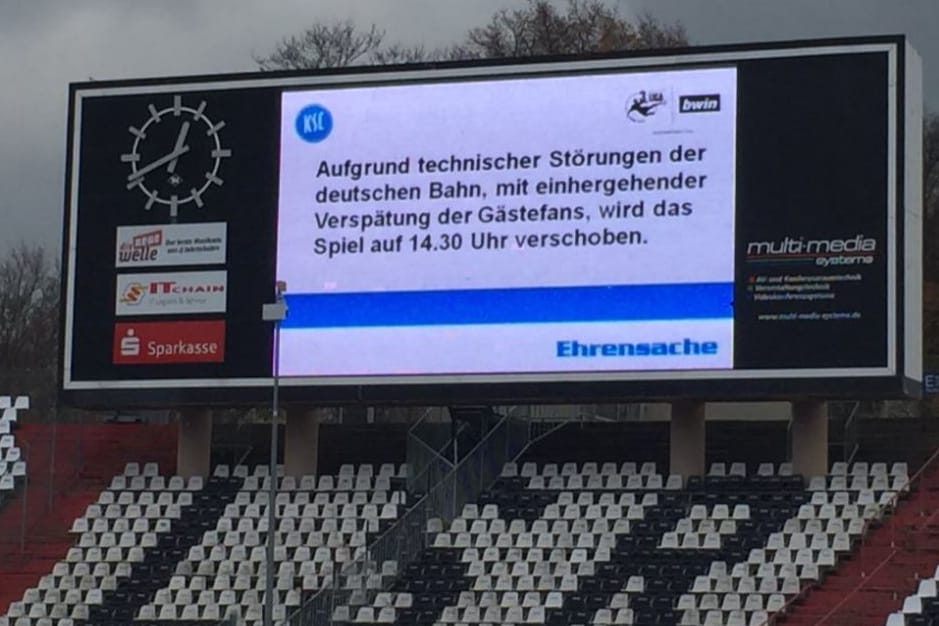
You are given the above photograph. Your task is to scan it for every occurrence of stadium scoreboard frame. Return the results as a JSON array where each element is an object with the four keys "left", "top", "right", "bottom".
[{"left": 60, "top": 36, "right": 923, "bottom": 407}]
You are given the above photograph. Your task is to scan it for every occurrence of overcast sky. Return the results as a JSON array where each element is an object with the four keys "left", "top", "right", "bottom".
[{"left": 0, "top": 0, "right": 936, "bottom": 255}]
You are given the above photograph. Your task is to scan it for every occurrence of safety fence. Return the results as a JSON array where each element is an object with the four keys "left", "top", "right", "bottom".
[{"left": 281, "top": 414, "right": 550, "bottom": 626}]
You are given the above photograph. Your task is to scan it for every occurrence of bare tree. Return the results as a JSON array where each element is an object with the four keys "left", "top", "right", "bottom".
[
  {"left": 254, "top": 20, "right": 385, "bottom": 71},
  {"left": 370, "top": 43, "right": 434, "bottom": 66},
  {"left": 921, "top": 113, "right": 939, "bottom": 363},
  {"left": 922, "top": 112, "right": 938, "bottom": 285},
  {"left": 254, "top": 2, "right": 687, "bottom": 71},
  {"left": 925, "top": 112, "right": 938, "bottom": 223},
  {"left": 457, "top": 2, "right": 686, "bottom": 59},
  {"left": 0, "top": 242, "right": 60, "bottom": 418}
]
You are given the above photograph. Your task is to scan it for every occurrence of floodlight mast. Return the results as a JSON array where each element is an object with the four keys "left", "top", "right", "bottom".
[{"left": 262, "top": 281, "right": 288, "bottom": 626}]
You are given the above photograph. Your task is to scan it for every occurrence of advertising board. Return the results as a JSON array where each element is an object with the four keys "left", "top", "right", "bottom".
[
  {"left": 60, "top": 36, "right": 923, "bottom": 407},
  {"left": 112, "top": 321, "right": 226, "bottom": 365},
  {"left": 115, "top": 222, "right": 226, "bottom": 268},
  {"left": 114, "top": 270, "right": 227, "bottom": 316}
]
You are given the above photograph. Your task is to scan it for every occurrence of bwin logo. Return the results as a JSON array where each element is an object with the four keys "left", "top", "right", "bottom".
[
  {"left": 679, "top": 94, "right": 721, "bottom": 113},
  {"left": 295, "top": 104, "right": 333, "bottom": 143}
]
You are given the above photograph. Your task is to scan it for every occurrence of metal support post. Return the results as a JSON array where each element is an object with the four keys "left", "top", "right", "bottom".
[{"left": 262, "top": 281, "right": 288, "bottom": 626}]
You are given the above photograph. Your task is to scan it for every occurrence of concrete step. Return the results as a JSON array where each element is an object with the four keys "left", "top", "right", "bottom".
[{"left": 782, "top": 454, "right": 939, "bottom": 626}]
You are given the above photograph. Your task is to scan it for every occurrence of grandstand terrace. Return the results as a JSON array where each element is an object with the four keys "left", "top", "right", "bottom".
[{"left": 0, "top": 402, "right": 938, "bottom": 626}]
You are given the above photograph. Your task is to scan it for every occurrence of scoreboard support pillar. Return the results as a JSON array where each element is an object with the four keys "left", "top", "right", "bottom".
[
  {"left": 285, "top": 406, "right": 320, "bottom": 477},
  {"left": 177, "top": 408, "right": 212, "bottom": 479},
  {"left": 670, "top": 401, "right": 706, "bottom": 481},
  {"left": 790, "top": 401, "right": 829, "bottom": 479}
]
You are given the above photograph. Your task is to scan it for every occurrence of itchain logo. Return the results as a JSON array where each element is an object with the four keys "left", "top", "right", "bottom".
[
  {"left": 115, "top": 271, "right": 227, "bottom": 316},
  {"left": 746, "top": 234, "right": 877, "bottom": 267},
  {"left": 119, "top": 283, "right": 147, "bottom": 305}
]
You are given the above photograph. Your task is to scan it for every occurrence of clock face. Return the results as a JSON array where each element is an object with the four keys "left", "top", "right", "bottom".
[{"left": 121, "top": 94, "right": 232, "bottom": 219}]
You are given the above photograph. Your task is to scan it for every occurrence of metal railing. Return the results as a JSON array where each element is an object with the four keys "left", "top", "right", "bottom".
[
  {"left": 842, "top": 402, "right": 861, "bottom": 466},
  {"left": 282, "top": 414, "right": 558, "bottom": 626},
  {"left": 404, "top": 407, "right": 453, "bottom": 496},
  {"left": 18, "top": 439, "right": 30, "bottom": 552}
]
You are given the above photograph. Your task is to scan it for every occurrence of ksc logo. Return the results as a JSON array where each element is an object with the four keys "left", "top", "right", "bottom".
[
  {"left": 626, "top": 90, "right": 666, "bottom": 122},
  {"left": 679, "top": 94, "right": 721, "bottom": 113},
  {"left": 295, "top": 104, "right": 333, "bottom": 143}
]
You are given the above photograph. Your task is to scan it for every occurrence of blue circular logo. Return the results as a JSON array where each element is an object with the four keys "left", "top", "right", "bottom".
[{"left": 295, "top": 104, "right": 333, "bottom": 143}]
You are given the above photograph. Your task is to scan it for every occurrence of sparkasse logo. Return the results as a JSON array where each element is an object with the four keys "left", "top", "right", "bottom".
[
  {"left": 679, "top": 94, "right": 721, "bottom": 113},
  {"left": 115, "top": 271, "right": 227, "bottom": 316},
  {"left": 113, "top": 321, "right": 225, "bottom": 365}
]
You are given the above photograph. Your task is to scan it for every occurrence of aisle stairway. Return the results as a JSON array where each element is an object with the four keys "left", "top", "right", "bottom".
[
  {"left": 780, "top": 459, "right": 939, "bottom": 626},
  {"left": 0, "top": 423, "right": 176, "bottom": 615}
]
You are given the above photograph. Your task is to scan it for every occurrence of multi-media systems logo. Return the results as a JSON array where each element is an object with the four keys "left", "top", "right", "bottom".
[
  {"left": 114, "top": 271, "right": 227, "bottom": 316},
  {"left": 113, "top": 321, "right": 225, "bottom": 365},
  {"left": 115, "top": 223, "right": 227, "bottom": 268},
  {"left": 745, "top": 234, "right": 877, "bottom": 267}
]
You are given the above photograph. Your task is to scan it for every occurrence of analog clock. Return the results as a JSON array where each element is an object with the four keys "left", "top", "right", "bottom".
[{"left": 121, "top": 94, "right": 232, "bottom": 219}]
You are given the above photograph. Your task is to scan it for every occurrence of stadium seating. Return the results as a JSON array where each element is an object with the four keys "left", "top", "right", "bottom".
[
  {"left": 138, "top": 462, "right": 407, "bottom": 624},
  {"left": 0, "top": 396, "right": 28, "bottom": 508},
  {"left": 0, "top": 461, "right": 407, "bottom": 626},
  {"left": 339, "top": 459, "right": 904, "bottom": 626},
  {"left": 885, "top": 551, "right": 939, "bottom": 626},
  {"left": 0, "top": 432, "right": 913, "bottom": 626}
]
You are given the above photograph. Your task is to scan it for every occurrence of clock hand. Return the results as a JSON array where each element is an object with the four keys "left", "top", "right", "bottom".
[
  {"left": 166, "top": 121, "right": 191, "bottom": 174},
  {"left": 127, "top": 145, "right": 191, "bottom": 184}
]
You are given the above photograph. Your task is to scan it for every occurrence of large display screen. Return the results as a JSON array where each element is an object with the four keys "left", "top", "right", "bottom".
[
  {"left": 276, "top": 68, "right": 738, "bottom": 377},
  {"left": 60, "top": 37, "right": 922, "bottom": 407}
]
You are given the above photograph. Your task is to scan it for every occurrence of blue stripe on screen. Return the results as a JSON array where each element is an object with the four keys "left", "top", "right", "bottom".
[{"left": 279, "top": 282, "right": 734, "bottom": 329}]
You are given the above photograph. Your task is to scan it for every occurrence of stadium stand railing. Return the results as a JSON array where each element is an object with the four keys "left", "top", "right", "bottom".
[
  {"left": 405, "top": 406, "right": 529, "bottom": 499},
  {"left": 405, "top": 408, "right": 457, "bottom": 500},
  {"left": 285, "top": 414, "right": 556, "bottom": 626}
]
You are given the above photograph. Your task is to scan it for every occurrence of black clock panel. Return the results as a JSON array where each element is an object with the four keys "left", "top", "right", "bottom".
[{"left": 70, "top": 88, "right": 282, "bottom": 382}]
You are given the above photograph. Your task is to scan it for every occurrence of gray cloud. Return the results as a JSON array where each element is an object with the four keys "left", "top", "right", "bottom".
[
  {"left": 630, "top": 0, "right": 938, "bottom": 106},
  {"left": 0, "top": 0, "right": 935, "bottom": 254}
]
